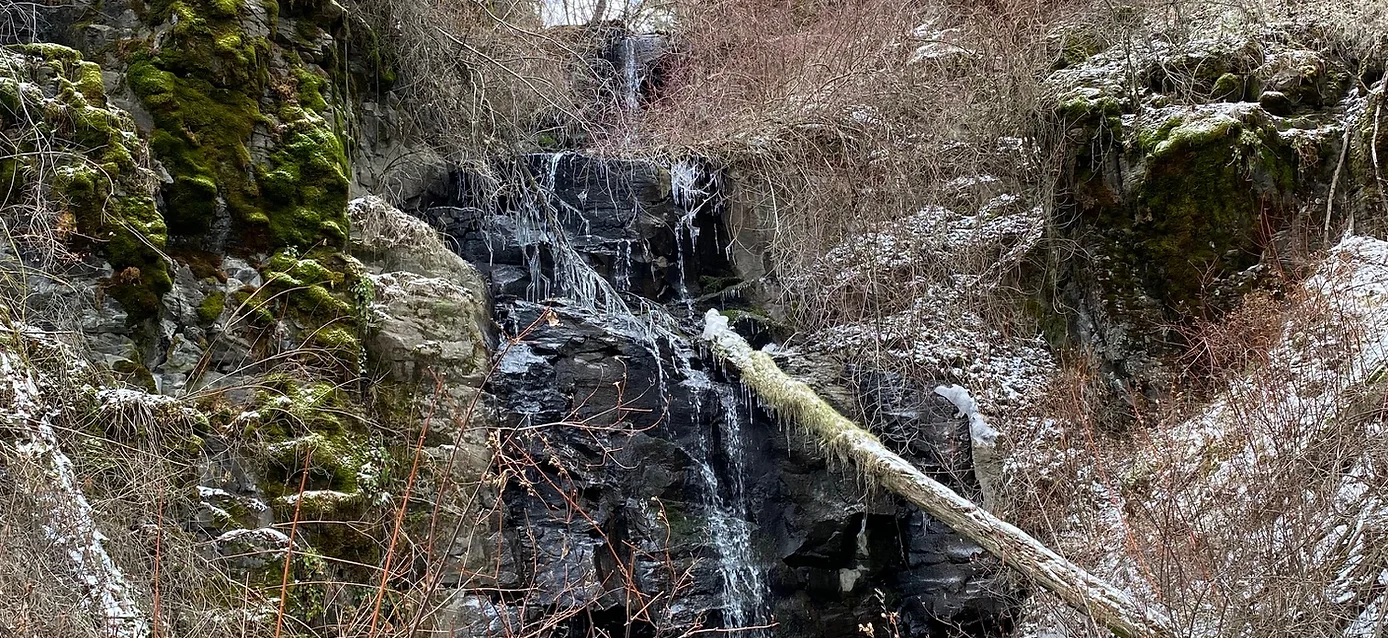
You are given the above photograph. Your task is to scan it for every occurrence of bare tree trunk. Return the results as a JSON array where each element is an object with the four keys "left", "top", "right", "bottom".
[
  {"left": 589, "top": 0, "right": 608, "bottom": 27},
  {"left": 701, "top": 311, "right": 1176, "bottom": 638}
]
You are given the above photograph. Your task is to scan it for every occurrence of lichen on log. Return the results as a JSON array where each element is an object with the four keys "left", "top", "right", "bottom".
[{"left": 701, "top": 309, "right": 1176, "bottom": 638}]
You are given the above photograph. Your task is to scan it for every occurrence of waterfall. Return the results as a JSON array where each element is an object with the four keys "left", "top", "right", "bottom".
[
  {"left": 681, "top": 371, "right": 771, "bottom": 634},
  {"left": 476, "top": 151, "right": 771, "bottom": 633}
]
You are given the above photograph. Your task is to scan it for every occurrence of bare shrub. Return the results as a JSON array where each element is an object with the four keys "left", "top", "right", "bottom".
[
  {"left": 635, "top": 0, "right": 1072, "bottom": 333},
  {"left": 1006, "top": 237, "right": 1388, "bottom": 637},
  {"left": 343, "top": 0, "right": 610, "bottom": 161}
]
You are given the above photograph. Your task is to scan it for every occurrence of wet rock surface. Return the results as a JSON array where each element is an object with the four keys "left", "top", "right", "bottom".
[{"left": 421, "top": 153, "right": 1015, "bottom": 638}]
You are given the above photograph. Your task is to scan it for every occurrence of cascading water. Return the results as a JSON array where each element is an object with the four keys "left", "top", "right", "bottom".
[
  {"left": 421, "top": 21, "right": 1021, "bottom": 637},
  {"left": 669, "top": 159, "right": 710, "bottom": 316},
  {"left": 473, "top": 151, "right": 771, "bottom": 633},
  {"left": 697, "top": 379, "right": 771, "bottom": 633}
]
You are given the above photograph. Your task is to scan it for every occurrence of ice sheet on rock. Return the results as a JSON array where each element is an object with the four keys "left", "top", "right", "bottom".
[{"left": 934, "top": 384, "right": 999, "bottom": 446}]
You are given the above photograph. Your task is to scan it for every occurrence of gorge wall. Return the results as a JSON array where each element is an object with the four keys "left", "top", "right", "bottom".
[
  {"left": 0, "top": 3, "right": 1012, "bottom": 637},
  {"left": 2, "top": 2, "right": 1386, "bottom": 638}
]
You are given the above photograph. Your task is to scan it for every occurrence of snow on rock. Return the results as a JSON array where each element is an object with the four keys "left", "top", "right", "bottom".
[
  {"left": 213, "top": 528, "right": 296, "bottom": 570},
  {"left": 908, "top": 21, "right": 975, "bottom": 63},
  {"left": 936, "top": 384, "right": 1006, "bottom": 508},
  {"left": 2, "top": 349, "right": 149, "bottom": 638}
]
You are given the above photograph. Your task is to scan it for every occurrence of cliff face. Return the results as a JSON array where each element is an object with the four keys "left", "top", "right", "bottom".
[
  {"left": 0, "top": 4, "right": 1011, "bottom": 637},
  {"left": 415, "top": 153, "right": 1016, "bottom": 638},
  {"left": 0, "top": 3, "right": 494, "bottom": 634}
]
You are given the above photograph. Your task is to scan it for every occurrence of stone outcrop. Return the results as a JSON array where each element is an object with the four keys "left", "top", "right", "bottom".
[
  {"left": 420, "top": 151, "right": 1015, "bottom": 638},
  {"left": 1047, "top": 29, "right": 1386, "bottom": 396},
  {"left": 0, "top": 5, "right": 496, "bottom": 633}
]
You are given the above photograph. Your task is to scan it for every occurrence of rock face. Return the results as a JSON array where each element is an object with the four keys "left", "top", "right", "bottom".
[
  {"left": 1046, "top": 30, "right": 1385, "bottom": 397},
  {"left": 419, "top": 153, "right": 1015, "bottom": 638},
  {"left": 0, "top": 4, "right": 500, "bottom": 633},
  {"left": 2, "top": 4, "right": 1011, "bottom": 637}
]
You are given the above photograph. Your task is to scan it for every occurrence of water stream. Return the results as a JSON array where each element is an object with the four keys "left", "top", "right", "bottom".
[{"left": 487, "top": 152, "right": 771, "bottom": 632}]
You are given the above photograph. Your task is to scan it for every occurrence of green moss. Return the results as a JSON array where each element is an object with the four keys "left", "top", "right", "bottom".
[
  {"left": 198, "top": 290, "right": 227, "bottom": 323},
  {"left": 230, "top": 287, "right": 278, "bottom": 325},
  {"left": 253, "top": 248, "right": 366, "bottom": 371},
  {"left": 112, "top": 358, "right": 159, "bottom": 392},
  {"left": 292, "top": 66, "right": 328, "bottom": 112},
  {"left": 153, "top": 0, "right": 266, "bottom": 87},
  {"left": 0, "top": 157, "right": 18, "bottom": 193},
  {"left": 269, "top": 250, "right": 338, "bottom": 284},
  {"left": 264, "top": 432, "right": 371, "bottom": 496},
  {"left": 128, "top": 59, "right": 260, "bottom": 237},
  {"left": 1057, "top": 91, "right": 1124, "bottom": 140},
  {"left": 313, "top": 324, "right": 359, "bottom": 350},
  {"left": 0, "top": 47, "right": 176, "bottom": 324},
  {"left": 259, "top": 108, "right": 350, "bottom": 248},
  {"left": 1104, "top": 109, "right": 1293, "bottom": 312},
  {"left": 73, "top": 61, "right": 106, "bottom": 104},
  {"left": 261, "top": 253, "right": 354, "bottom": 317},
  {"left": 8, "top": 42, "right": 83, "bottom": 63},
  {"left": 128, "top": 0, "right": 351, "bottom": 254},
  {"left": 1152, "top": 38, "right": 1263, "bottom": 99},
  {"left": 1211, "top": 73, "right": 1246, "bottom": 102},
  {"left": 0, "top": 79, "right": 22, "bottom": 117},
  {"left": 250, "top": 379, "right": 392, "bottom": 561}
]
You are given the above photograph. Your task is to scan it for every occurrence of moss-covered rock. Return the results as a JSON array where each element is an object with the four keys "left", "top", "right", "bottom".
[
  {"left": 127, "top": 57, "right": 260, "bottom": 236},
  {"left": 1254, "top": 49, "right": 1349, "bottom": 112},
  {"left": 1348, "top": 90, "right": 1388, "bottom": 238},
  {"left": 1111, "top": 105, "right": 1295, "bottom": 310},
  {"left": 248, "top": 377, "right": 393, "bottom": 561},
  {"left": 255, "top": 247, "right": 367, "bottom": 364},
  {"left": 0, "top": 45, "right": 171, "bottom": 323},
  {"left": 126, "top": 0, "right": 351, "bottom": 253},
  {"left": 1043, "top": 34, "right": 1345, "bottom": 395},
  {"left": 258, "top": 106, "right": 351, "bottom": 248},
  {"left": 197, "top": 289, "right": 228, "bottom": 323}
]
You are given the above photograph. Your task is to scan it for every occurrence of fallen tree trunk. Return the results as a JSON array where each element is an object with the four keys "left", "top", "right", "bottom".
[{"left": 701, "top": 310, "right": 1175, "bottom": 638}]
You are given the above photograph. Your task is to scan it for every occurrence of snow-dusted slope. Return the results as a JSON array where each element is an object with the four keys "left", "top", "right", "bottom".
[
  {"left": 2, "top": 347, "right": 149, "bottom": 638},
  {"left": 1011, "top": 235, "right": 1388, "bottom": 637}
]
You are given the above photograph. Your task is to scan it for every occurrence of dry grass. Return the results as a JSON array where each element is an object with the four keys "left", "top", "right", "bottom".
[{"left": 1005, "top": 236, "right": 1388, "bottom": 637}]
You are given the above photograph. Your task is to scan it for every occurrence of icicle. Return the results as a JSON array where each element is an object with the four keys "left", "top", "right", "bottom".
[{"left": 670, "top": 159, "right": 711, "bottom": 316}]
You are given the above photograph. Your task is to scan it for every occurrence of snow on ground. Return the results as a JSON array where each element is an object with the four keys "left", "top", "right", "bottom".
[
  {"left": 798, "top": 192, "right": 1054, "bottom": 413},
  {"left": 1009, "top": 235, "right": 1388, "bottom": 637},
  {"left": 1, "top": 346, "right": 149, "bottom": 638}
]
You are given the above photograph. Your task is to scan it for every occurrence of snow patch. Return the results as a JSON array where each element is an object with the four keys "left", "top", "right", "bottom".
[{"left": 934, "top": 384, "right": 999, "bottom": 446}]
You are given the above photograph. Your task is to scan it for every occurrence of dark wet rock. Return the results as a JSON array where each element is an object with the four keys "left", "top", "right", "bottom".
[{"left": 422, "top": 150, "right": 1014, "bottom": 638}]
